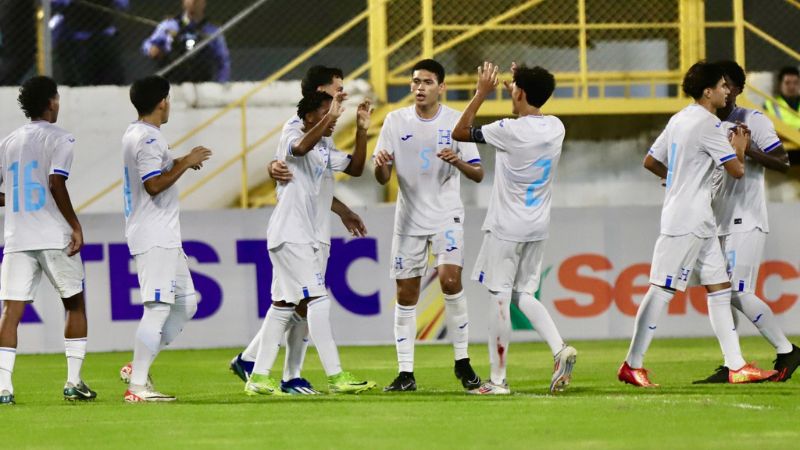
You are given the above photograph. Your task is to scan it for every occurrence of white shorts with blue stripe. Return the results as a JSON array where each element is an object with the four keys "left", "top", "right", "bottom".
[
  {"left": 649, "top": 233, "right": 728, "bottom": 292},
  {"left": 470, "top": 231, "right": 546, "bottom": 295},
  {"left": 269, "top": 242, "right": 326, "bottom": 304},
  {"left": 719, "top": 229, "right": 766, "bottom": 294},
  {"left": 134, "top": 247, "right": 195, "bottom": 304}
]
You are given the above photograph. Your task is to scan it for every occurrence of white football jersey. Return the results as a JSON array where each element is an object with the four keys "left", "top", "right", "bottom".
[
  {"left": 375, "top": 105, "right": 481, "bottom": 235},
  {"left": 712, "top": 106, "right": 780, "bottom": 235},
  {"left": 649, "top": 104, "right": 738, "bottom": 238},
  {"left": 267, "top": 126, "right": 346, "bottom": 249},
  {"left": 0, "top": 122, "right": 75, "bottom": 253},
  {"left": 122, "top": 121, "right": 182, "bottom": 255},
  {"left": 480, "top": 115, "right": 565, "bottom": 242},
  {"left": 276, "top": 114, "right": 351, "bottom": 245}
]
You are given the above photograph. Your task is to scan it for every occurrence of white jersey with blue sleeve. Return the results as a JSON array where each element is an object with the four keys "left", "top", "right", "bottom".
[
  {"left": 267, "top": 127, "right": 333, "bottom": 249},
  {"left": 480, "top": 115, "right": 565, "bottom": 242},
  {"left": 0, "top": 122, "right": 75, "bottom": 253},
  {"left": 712, "top": 106, "right": 780, "bottom": 235},
  {"left": 122, "top": 121, "right": 182, "bottom": 255},
  {"left": 374, "top": 105, "right": 480, "bottom": 235},
  {"left": 650, "top": 104, "right": 737, "bottom": 238}
]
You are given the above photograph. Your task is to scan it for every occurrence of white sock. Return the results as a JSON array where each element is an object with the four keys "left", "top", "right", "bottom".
[
  {"left": 64, "top": 338, "right": 87, "bottom": 385},
  {"left": 252, "top": 305, "right": 294, "bottom": 376},
  {"left": 160, "top": 295, "right": 198, "bottom": 349},
  {"left": 283, "top": 313, "right": 309, "bottom": 381},
  {"left": 242, "top": 331, "right": 261, "bottom": 362},
  {"left": 394, "top": 304, "right": 416, "bottom": 372},
  {"left": 444, "top": 291, "right": 470, "bottom": 361},
  {"left": 625, "top": 286, "right": 673, "bottom": 368},
  {"left": 514, "top": 292, "right": 564, "bottom": 355},
  {"left": 0, "top": 347, "right": 16, "bottom": 394},
  {"left": 307, "top": 296, "right": 342, "bottom": 377},
  {"left": 731, "top": 292, "right": 793, "bottom": 354},
  {"left": 488, "top": 291, "right": 511, "bottom": 385},
  {"left": 131, "top": 303, "right": 170, "bottom": 387},
  {"left": 707, "top": 288, "right": 746, "bottom": 370}
]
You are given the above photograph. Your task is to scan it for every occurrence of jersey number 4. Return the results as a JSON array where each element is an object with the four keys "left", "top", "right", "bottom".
[
  {"left": 525, "top": 159, "right": 551, "bottom": 207},
  {"left": 8, "top": 160, "right": 46, "bottom": 212}
]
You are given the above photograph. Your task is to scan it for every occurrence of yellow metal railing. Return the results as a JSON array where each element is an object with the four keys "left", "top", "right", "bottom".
[{"left": 77, "top": 0, "right": 800, "bottom": 210}]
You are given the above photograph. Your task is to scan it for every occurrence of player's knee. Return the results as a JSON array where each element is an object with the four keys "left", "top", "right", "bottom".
[
  {"left": 396, "top": 288, "right": 419, "bottom": 306},
  {"left": 61, "top": 292, "right": 85, "bottom": 312},
  {"left": 440, "top": 277, "right": 461, "bottom": 295}
]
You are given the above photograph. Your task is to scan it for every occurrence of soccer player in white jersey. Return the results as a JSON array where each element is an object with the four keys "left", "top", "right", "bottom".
[
  {"left": 0, "top": 76, "right": 95, "bottom": 405},
  {"left": 693, "top": 60, "right": 798, "bottom": 383},
  {"left": 373, "top": 59, "right": 484, "bottom": 392},
  {"left": 618, "top": 61, "right": 777, "bottom": 387},
  {"left": 452, "top": 62, "right": 577, "bottom": 394},
  {"left": 245, "top": 91, "right": 376, "bottom": 396},
  {"left": 229, "top": 66, "right": 367, "bottom": 395},
  {"left": 119, "top": 75, "right": 212, "bottom": 402}
]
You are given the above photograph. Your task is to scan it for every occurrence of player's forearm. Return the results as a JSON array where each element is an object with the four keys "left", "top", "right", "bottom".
[
  {"left": 331, "top": 196, "right": 351, "bottom": 216},
  {"left": 345, "top": 129, "right": 368, "bottom": 176},
  {"left": 374, "top": 165, "right": 392, "bottom": 185},
  {"left": 0, "top": 193, "right": 4, "bottom": 207},
  {"left": 455, "top": 161, "right": 484, "bottom": 183},
  {"left": 144, "top": 158, "right": 191, "bottom": 196},
  {"left": 746, "top": 145, "right": 790, "bottom": 173},
  {"left": 49, "top": 177, "right": 82, "bottom": 232},
  {"left": 643, "top": 155, "right": 668, "bottom": 178},
  {"left": 453, "top": 93, "right": 486, "bottom": 142},
  {"left": 292, "top": 115, "right": 334, "bottom": 156}
]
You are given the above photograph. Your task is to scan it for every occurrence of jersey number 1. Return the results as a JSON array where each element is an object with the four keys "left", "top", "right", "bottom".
[
  {"left": 525, "top": 159, "right": 551, "bottom": 207},
  {"left": 8, "top": 160, "right": 46, "bottom": 213}
]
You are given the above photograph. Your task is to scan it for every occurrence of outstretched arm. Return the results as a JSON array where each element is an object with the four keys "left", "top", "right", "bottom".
[
  {"left": 144, "top": 146, "right": 212, "bottom": 196},
  {"left": 453, "top": 62, "right": 499, "bottom": 142}
]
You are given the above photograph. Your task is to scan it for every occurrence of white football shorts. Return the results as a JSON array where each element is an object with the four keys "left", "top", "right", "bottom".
[
  {"left": 719, "top": 229, "right": 766, "bottom": 294},
  {"left": 134, "top": 247, "right": 195, "bottom": 304},
  {"left": 390, "top": 229, "right": 464, "bottom": 279},
  {"left": 470, "top": 232, "right": 546, "bottom": 295},
  {"left": 649, "top": 233, "right": 729, "bottom": 292},
  {"left": 269, "top": 242, "right": 326, "bottom": 304},
  {"left": 0, "top": 248, "right": 84, "bottom": 301}
]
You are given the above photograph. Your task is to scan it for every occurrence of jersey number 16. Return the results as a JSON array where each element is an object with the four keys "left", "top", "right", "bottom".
[{"left": 8, "top": 160, "right": 46, "bottom": 213}]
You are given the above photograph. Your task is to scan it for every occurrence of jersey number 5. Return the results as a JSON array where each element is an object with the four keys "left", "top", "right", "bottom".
[
  {"left": 525, "top": 159, "right": 551, "bottom": 207},
  {"left": 8, "top": 160, "right": 46, "bottom": 213}
]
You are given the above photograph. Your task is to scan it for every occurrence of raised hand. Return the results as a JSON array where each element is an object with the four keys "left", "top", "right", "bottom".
[
  {"left": 357, "top": 99, "right": 373, "bottom": 130},
  {"left": 328, "top": 91, "right": 348, "bottom": 119},
  {"left": 476, "top": 61, "right": 500, "bottom": 97}
]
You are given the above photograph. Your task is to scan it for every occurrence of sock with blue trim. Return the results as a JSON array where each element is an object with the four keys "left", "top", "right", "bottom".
[
  {"left": 708, "top": 288, "right": 745, "bottom": 370},
  {"left": 625, "top": 286, "right": 673, "bottom": 368},
  {"left": 394, "top": 304, "right": 416, "bottom": 373},
  {"left": 444, "top": 291, "right": 470, "bottom": 361},
  {"left": 732, "top": 291, "right": 792, "bottom": 354}
]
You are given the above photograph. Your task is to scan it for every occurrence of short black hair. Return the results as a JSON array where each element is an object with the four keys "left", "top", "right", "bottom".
[
  {"left": 130, "top": 75, "right": 170, "bottom": 116},
  {"left": 301, "top": 65, "right": 344, "bottom": 97},
  {"left": 411, "top": 59, "right": 445, "bottom": 84},
  {"left": 714, "top": 60, "right": 746, "bottom": 89},
  {"left": 681, "top": 61, "right": 725, "bottom": 100},
  {"left": 18, "top": 76, "right": 58, "bottom": 119},
  {"left": 778, "top": 65, "right": 800, "bottom": 83},
  {"left": 297, "top": 91, "right": 333, "bottom": 120},
  {"left": 514, "top": 65, "right": 555, "bottom": 108}
]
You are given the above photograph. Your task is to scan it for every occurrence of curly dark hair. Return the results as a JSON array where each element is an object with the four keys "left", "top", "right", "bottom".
[
  {"left": 297, "top": 91, "right": 333, "bottom": 120},
  {"left": 18, "top": 76, "right": 58, "bottom": 119},
  {"left": 682, "top": 61, "right": 725, "bottom": 99},
  {"left": 514, "top": 65, "right": 556, "bottom": 108}
]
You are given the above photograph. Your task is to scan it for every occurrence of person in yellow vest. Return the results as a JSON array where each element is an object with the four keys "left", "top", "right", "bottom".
[{"left": 764, "top": 66, "right": 800, "bottom": 129}]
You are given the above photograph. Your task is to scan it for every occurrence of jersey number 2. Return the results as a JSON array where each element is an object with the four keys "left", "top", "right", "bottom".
[
  {"left": 8, "top": 161, "right": 46, "bottom": 213},
  {"left": 525, "top": 159, "right": 551, "bottom": 207}
]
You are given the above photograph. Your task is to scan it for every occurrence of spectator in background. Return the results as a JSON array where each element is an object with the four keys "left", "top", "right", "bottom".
[
  {"left": 141, "top": 0, "right": 230, "bottom": 83},
  {"left": 764, "top": 66, "right": 800, "bottom": 129},
  {"left": 0, "top": 0, "right": 37, "bottom": 85},
  {"left": 51, "top": 0, "right": 127, "bottom": 86}
]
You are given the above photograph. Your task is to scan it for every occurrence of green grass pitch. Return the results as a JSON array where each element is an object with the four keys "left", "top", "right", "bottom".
[{"left": 3, "top": 336, "right": 798, "bottom": 449}]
